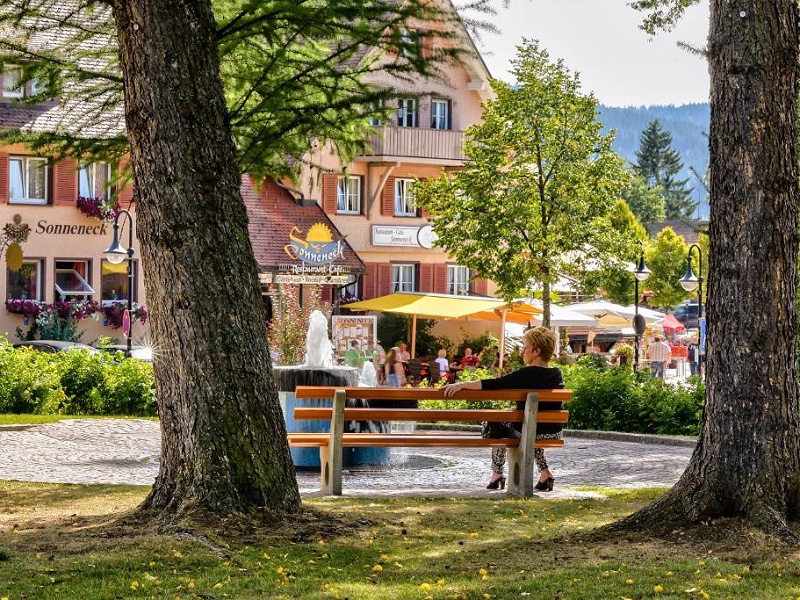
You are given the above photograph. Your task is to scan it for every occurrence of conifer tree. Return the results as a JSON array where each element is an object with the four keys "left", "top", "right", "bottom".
[{"left": 632, "top": 119, "right": 696, "bottom": 219}]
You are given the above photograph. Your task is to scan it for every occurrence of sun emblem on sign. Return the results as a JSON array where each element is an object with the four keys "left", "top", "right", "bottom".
[{"left": 305, "top": 223, "right": 334, "bottom": 243}]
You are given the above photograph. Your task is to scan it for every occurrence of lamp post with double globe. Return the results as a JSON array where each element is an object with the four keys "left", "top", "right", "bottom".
[
  {"left": 679, "top": 243, "right": 704, "bottom": 377},
  {"left": 103, "top": 209, "right": 135, "bottom": 358}
]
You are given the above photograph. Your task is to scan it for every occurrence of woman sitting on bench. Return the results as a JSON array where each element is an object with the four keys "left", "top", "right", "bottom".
[{"left": 443, "top": 326, "right": 564, "bottom": 492}]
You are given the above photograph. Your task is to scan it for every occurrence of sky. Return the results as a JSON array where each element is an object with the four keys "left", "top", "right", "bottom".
[{"left": 474, "top": 0, "right": 710, "bottom": 107}]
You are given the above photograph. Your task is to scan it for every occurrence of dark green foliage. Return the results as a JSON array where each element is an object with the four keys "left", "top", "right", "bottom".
[
  {"left": 0, "top": 342, "right": 155, "bottom": 416},
  {"left": 599, "top": 103, "right": 709, "bottom": 218},
  {"left": 376, "top": 313, "right": 410, "bottom": 351},
  {"left": 632, "top": 119, "right": 697, "bottom": 219},
  {"left": 563, "top": 361, "right": 704, "bottom": 436}
]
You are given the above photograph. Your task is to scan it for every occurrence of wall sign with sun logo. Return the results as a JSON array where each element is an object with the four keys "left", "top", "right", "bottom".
[{"left": 284, "top": 223, "right": 344, "bottom": 265}]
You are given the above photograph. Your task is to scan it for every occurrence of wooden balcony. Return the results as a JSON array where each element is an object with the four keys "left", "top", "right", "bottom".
[{"left": 361, "top": 126, "right": 467, "bottom": 164}]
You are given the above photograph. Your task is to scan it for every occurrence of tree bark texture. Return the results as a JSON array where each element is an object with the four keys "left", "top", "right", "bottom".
[
  {"left": 619, "top": 0, "right": 800, "bottom": 539},
  {"left": 111, "top": 0, "right": 302, "bottom": 519}
]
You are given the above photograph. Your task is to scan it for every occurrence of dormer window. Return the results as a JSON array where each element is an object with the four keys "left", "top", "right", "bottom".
[{"left": 2, "top": 65, "right": 23, "bottom": 99}]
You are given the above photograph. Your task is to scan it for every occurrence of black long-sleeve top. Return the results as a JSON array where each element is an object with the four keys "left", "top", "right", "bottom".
[{"left": 480, "top": 365, "right": 565, "bottom": 436}]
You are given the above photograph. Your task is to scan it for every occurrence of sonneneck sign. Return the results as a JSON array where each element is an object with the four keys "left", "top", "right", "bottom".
[{"left": 36, "top": 220, "right": 108, "bottom": 236}]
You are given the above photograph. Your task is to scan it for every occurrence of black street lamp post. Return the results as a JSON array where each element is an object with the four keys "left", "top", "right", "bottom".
[
  {"left": 103, "top": 209, "right": 135, "bottom": 358},
  {"left": 679, "top": 243, "right": 704, "bottom": 377},
  {"left": 631, "top": 244, "right": 651, "bottom": 372}
]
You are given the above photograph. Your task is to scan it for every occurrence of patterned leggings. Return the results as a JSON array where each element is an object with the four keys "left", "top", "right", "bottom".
[{"left": 490, "top": 432, "right": 562, "bottom": 475}]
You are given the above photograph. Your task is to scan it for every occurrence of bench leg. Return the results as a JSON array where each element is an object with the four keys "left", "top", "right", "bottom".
[
  {"left": 507, "top": 392, "right": 539, "bottom": 497},
  {"left": 320, "top": 389, "right": 346, "bottom": 495}
]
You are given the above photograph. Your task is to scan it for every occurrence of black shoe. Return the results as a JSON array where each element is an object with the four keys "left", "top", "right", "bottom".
[
  {"left": 534, "top": 477, "right": 554, "bottom": 492},
  {"left": 486, "top": 476, "right": 506, "bottom": 490}
]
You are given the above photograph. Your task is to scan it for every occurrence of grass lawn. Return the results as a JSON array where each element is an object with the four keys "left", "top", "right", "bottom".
[{"left": 1, "top": 482, "right": 799, "bottom": 599}]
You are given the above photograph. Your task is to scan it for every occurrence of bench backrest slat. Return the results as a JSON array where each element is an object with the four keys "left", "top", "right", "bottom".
[
  {"left": 293, "top": 407, "right": 570, "bottom": 424},
  {"left": 294, "top": 386, "right": 571, "bottom": 402}
]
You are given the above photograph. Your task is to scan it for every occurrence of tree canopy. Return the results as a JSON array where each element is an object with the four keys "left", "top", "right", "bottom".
[{"left": 414, "top": 39, "right": 633, "bottom": 325}]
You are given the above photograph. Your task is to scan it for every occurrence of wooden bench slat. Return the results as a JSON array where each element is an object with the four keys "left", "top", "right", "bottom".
[
  {"left": 294, "top": 386, "right": 572, "bottom": 402},
  {"left": 287, "top": 432, "right": 565, "bottom": 449},
  {"left": 292, "top": 407, "right": 570, "bottom": 424}
]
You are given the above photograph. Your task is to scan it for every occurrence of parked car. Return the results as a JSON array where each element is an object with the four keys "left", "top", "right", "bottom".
[
  {"left": 672, "top": 302, "right": 701, "bottom": 329},
  {"left": 12, "top": 340, "right": 100, "bottom": 354},
  {"left": 94, "top": 344, "right": 153, "bottom": 362}
]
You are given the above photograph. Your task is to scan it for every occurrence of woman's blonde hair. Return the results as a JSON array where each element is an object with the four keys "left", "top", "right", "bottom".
[{"left": 523, "top": 326, "right": 556, "bottom": 362}]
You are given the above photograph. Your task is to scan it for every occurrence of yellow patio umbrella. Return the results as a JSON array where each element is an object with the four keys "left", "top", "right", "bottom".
[
  {"left": 342, "top": 293, "right": 511, "bottom": 357},
  {"left": 341, "top": 293, "right": 542, "bottom": 359}
]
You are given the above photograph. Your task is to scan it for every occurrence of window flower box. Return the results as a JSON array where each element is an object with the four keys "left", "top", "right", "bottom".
[{"left": 76, "top": 196, "right": 121, "bottom": 222}]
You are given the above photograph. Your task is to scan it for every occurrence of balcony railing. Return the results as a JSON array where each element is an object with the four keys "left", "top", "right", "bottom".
[{"left": 362, "top": 126, "right": 467, "bottom": 163}]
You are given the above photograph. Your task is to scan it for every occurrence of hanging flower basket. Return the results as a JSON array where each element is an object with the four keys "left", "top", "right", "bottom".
[
  {"left": 77, "top": 196, "right": 121, "bottom": 222},
  {"left": 102, "top": 302, "right": 148, "bottom": 329},
  {"left": 5, "top": 298, "right": 43, "bottom": 316}
]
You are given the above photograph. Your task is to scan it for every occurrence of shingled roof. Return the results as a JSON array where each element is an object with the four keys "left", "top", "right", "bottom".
[
  {"left": 646, "top": 220, "right": 708, "bottom": 244},
  {"left": 241, "top": 175, "right": 365, "bottom": 273}
]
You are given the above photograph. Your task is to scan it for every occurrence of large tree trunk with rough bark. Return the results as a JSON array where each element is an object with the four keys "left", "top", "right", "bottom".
[
  {"left": 618, "top": 0, "right": 800, "bottom": 540},
  {"left": 111, "top": 0, "right": 301, "bottom": 522}
]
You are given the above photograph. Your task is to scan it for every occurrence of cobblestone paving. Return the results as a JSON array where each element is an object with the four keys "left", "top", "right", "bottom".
[{"left": 0, "top": 419, "right": 693, "bottom": 498}]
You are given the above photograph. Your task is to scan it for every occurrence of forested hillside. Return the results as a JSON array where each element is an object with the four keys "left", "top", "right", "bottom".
[{"left": 599, "top": 103, "right": 710, "bottom": 218}]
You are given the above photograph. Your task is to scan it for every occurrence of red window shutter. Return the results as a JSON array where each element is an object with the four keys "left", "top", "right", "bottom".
[
  {"left": 378, "top": 263, "right": 392, "bottom": 296},
  {"left": 53, "top": 158, "right": 78, "bottom": 205},
  {"left": 381, "top": 176, "right": 395, "bottom": 215},
  {"left": 473, "top": 277, "right": 488, "bottom": 296},
  {"left": 362, "top": 263, "right": 377, "bottom": 299},
  {"left": 419, "top": 264, "right": 433, "bottom": 293},
  {"left": 433, "top": 263, "right": 447, "bottom": 294},
  {"left": 322, "top": 174, "right": 338, "bottom": 214},
  {"left": 117, "top": 159, "right": 134, "bottom": 207},
  {"left": 421, "top": 32, "right": 434, "bottom": 59},
  {"left": 0, "top": 153, "right": 8, "bottom": 204}
]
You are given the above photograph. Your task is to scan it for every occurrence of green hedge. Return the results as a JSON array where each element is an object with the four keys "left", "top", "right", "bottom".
[
  {"left": 561, "top": 356, "right": 704, "bottom": 436},
  {"left": 0, "top": 339, "right": 156, "bottom": 416},
  {"left": 419, "top": 356, "right": 705, "bottom": 436}
]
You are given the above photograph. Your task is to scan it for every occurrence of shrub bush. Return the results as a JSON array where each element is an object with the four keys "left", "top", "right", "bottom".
[
  {"left": 562, "top": 361, "right": 704, "bottom": 436},
  {"left": 419, "top": 357, "right": 705, "bottom": 436},
  {"left": 0, "top": 340, "right": 156, "bottom": 416}
]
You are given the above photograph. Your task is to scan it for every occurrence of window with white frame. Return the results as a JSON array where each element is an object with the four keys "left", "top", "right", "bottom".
[
  {"left": 394, "top": 178, "right": 416, "bottom": 216},
  {"left": 399, "top": 29, "right": 419, "bottom": 58},
  {"left": 101, "top": 259, "right": 135, "bottom": 305},
  {"left": 2, "top": 65, "right": 23, "bottom": 99},
  {"left": 392, "top": 264, "right": 415, "bottom": 292},
  {"left": 397, "top": 98, "right": 417, "bottom": 127},
  {"left": 431, "top": 99, "right": 449, "bottom": 130},
  {"left": 337, "top": 175, "right": 361, "bottom": 214},
  {"left": 9, "top": 156, "right": 48, "bottom": 205},
  {"left": 7, "top": 259, "right": 43, "bottom": 301},
  {"left": 79, "top": 162, "right": 113, "bottom": 200},
  {"left": 54, "top": 260, "right": 94, "bottom": 300},
  {"left": 447, "top": 265, "right": 471, "bottom": 296}
]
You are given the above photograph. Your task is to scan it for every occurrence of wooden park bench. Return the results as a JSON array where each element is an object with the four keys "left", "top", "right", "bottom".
[{"left": 287, "top": 386, "right": 572, "bottom": 496}]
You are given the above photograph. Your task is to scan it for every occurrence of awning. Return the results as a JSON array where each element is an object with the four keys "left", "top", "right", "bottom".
[
  {"left": 342, "top": 293, "right": 543, "bottom": 362},
  {"left": 342, "top": 293, "right": 511, "bottom": 319}
]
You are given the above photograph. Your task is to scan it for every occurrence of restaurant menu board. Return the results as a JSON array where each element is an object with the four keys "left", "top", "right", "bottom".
[{"left": 332, "top": 315, "right": 377, "bottom": 355}]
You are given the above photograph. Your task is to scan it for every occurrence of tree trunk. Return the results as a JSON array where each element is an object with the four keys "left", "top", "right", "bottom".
[
  {"left": 111, "top": 0, "right": 301, "bottom": 522},
  {"left": 617, "top": 0, "right": 800, "bottom": 540}
]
